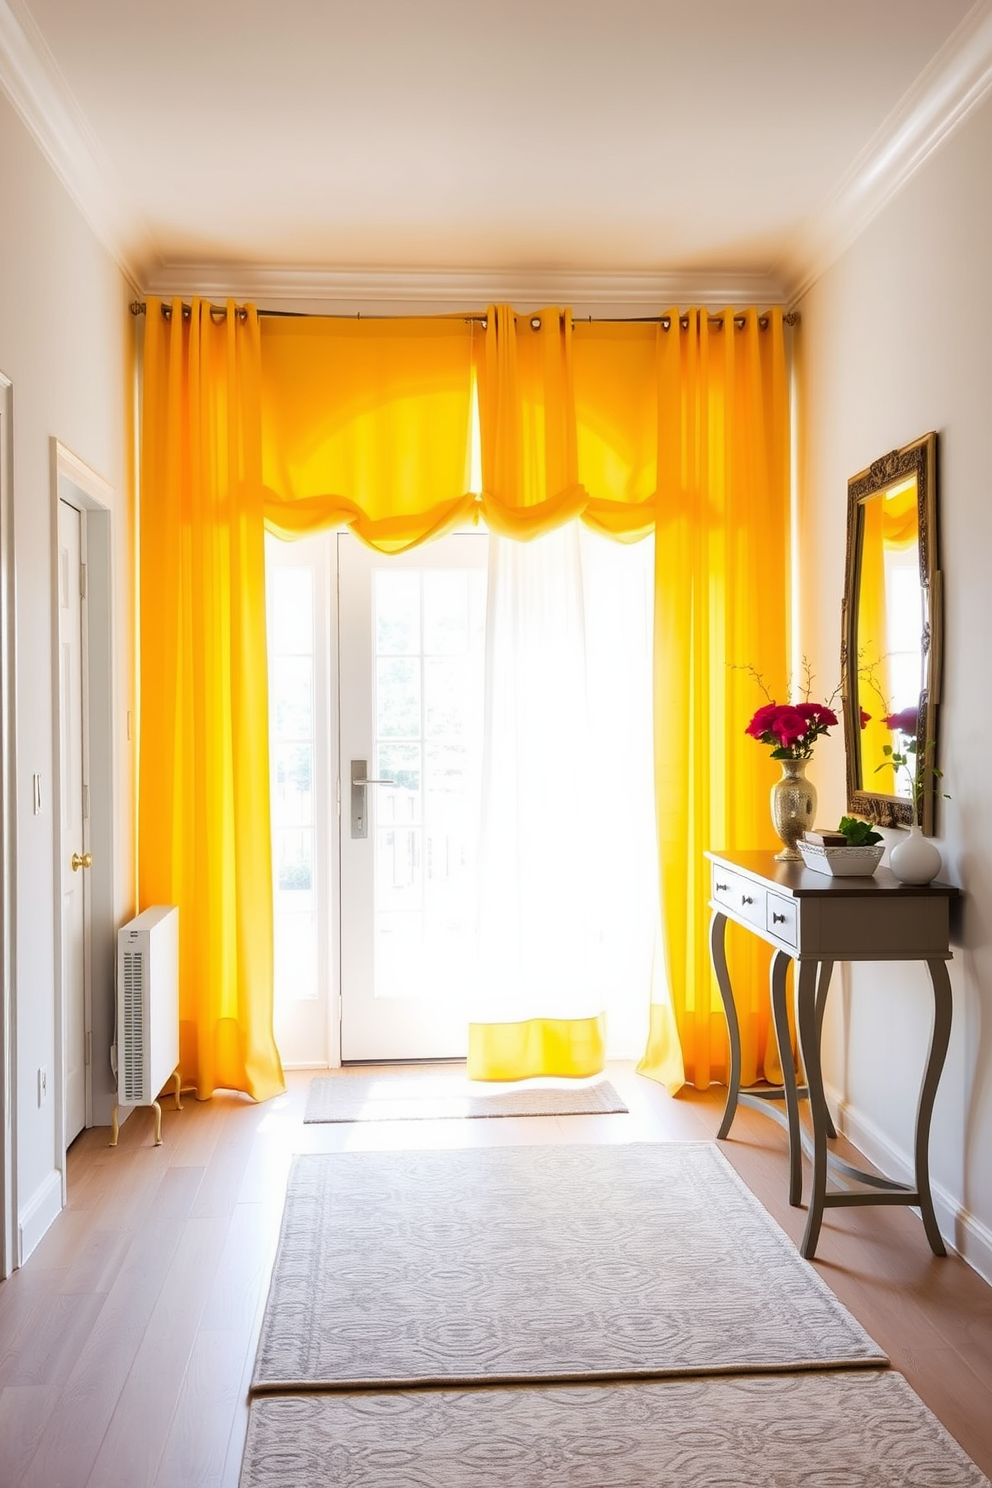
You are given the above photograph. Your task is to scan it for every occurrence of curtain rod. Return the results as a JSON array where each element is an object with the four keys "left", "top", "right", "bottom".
[{"left": 129, "top": 300, "right": 798, "bottom": 331}]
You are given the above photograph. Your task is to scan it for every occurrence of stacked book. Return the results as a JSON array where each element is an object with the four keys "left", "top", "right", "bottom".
[{"left": 798, "top": 829, "right": 884, "bottom": 877}]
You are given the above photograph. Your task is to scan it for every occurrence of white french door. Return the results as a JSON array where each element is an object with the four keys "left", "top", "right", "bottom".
[
  {"left": 267, "top": 527, "right": 653, "bottom": 1068},
  {"left": 337, "top": 532, "right": 487, "bottom": 1061}
]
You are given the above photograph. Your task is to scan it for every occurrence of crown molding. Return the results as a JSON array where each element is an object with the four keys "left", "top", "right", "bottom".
[
  {"left": 141, "top": 262, "right": 788, "bottom": 315},
  {"left": 5, "top": 0, "right": 991, "bottom": 312},
  {"left": 779, "top": 0, "right": 992, "bottom": 304},
  {"left": 0, "top": 0, "right": 152, "bottom": 288}
]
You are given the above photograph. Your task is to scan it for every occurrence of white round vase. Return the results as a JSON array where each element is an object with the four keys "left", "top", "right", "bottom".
[{"left": 889, "top": 823, "right": 942, "bottom": 885}]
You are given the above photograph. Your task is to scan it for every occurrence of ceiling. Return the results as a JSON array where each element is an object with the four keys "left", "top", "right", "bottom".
[{"left": 1, "top": 0, "right": 991, "bottom": 308}]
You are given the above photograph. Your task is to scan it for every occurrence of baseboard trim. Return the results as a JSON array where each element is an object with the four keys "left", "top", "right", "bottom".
[
  {"left": 17, "top": 1167, "right": 62, "bottom": 1265},
  {"left": 825, "top": 1081, "right": 992, "bottom": 1287}
]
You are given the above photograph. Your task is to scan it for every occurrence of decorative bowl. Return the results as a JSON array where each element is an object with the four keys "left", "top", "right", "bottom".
[{"left": 798, "top": 841, "right": 885, "bottom": 877}]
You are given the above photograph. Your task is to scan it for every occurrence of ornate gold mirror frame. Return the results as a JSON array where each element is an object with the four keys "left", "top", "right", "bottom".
[{"left": 841, "top": 432, "right": 942, "bottom": 834}]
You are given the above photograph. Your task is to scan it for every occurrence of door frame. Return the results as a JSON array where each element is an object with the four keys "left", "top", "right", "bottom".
[
  {"left": 50, "top": 442, "right": 116, "bottom": 1190},
  {"left": 0, "top": 371, "right": 16, "bottom": 1278}
]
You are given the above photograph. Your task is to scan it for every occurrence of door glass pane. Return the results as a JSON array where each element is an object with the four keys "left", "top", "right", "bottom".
[
  {"left": 270, "top": 568, "right": 314, "bottom": 653},
  {"left": 275, "top": 914, "right": 316, "bottom": 1002},
  {"left": 272, "top": 656, "right": 313, "bottom": 740},
  {"left": 425, "top": 656, "right": 476, "bottom": 736},
  {"left": 275, "top": 827, "right": 313, "bottom": 895},
  {"left": 376, "top": 657, "right": 421, "bottom": 738},
  {"left": 371, "top": 568, "right": 485, "bottom": 1000},
  {"left": 268, "top": 563, "right": 317, "bottom": 1002},
  {"left": 376, "top": 742, "right": 421, "bottom": 824},
  {"left": 376, "top": 572, "right": 421, "bottom": 655},
  {"left": 273, "top": 742, "right": 313, "bottom": 825},
  {"left": 424, "top": 570, "right": 471, "bottom": 654}
]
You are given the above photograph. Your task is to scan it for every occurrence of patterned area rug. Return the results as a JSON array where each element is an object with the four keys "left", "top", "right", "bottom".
[
  {"left": 250, "top": 1142, "right": 886, "bottom": 1393},
  {"left": 303, "top": 1072, "right": 628, "bottom": 1123},
  {"left": 240, "top": 1372, "right": 991, "bottom": 1488}
]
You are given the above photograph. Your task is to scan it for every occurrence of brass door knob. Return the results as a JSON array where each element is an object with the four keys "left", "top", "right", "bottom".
[{"left": 71, "top": 851, "right": 93, "bottom": 872}]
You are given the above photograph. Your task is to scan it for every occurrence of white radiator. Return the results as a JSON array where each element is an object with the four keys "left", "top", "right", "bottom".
[{"left": 116, "top": 906, "right": 179, "bottom": 1106}]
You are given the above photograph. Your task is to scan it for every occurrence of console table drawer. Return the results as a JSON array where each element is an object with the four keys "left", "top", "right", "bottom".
[
  {"left": 766, "top": 892, "right": 797, "bottom": 947},
  {"left": 711, "top": 866, "right": 765, "bottom": 932}
]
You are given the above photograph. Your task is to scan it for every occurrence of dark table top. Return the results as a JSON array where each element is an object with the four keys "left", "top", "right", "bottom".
[{"left": 706, "top": 848, "right": 959, "bottom": 899}]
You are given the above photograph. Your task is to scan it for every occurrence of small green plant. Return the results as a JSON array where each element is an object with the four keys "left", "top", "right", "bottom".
[
  {"left": 837, "top": 816, "right": 883, "bottom": 847},
  {"left": 875, "top": 732, "right": 949, "bottom": 817}
]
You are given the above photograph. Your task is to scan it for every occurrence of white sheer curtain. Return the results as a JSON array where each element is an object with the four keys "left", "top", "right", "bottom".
[{"left": 471, "top": 522, "right": 658, "bottom": 1057}]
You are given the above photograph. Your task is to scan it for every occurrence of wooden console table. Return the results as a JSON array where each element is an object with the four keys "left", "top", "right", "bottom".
[{"left": 706, "top": 849, "right": 958, "bottom": 1259}]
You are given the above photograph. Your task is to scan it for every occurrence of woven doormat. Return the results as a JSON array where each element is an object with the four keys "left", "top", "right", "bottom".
[{"left": 303, "top": 1072, "right": 628, "bottom": 1123}]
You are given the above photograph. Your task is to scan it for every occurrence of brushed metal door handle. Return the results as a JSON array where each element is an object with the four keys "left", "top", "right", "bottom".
[{"left": 351, "top": 759, "right": 396, "bottom": 838}]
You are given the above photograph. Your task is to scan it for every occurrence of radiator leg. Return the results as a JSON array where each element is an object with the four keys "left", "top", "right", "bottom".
[
  {"left": 109, "top": 1103, "right": 119, "bottom": 1147},
  {"left": 152, "top": 1099, "right": 163, "bottom": 1146}
]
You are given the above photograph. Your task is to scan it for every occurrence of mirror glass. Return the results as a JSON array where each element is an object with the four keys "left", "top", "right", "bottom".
[{"left": 842, "top": 433, "right": 941, "bottom": 833}]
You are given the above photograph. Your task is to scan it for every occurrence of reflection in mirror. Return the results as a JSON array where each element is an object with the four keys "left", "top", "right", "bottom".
[
  {"left": 856, "top": 476, "right": 922, "bottom": 802},
  {"left": 842, "top": 433, "right": 942, "bottom": 834}
]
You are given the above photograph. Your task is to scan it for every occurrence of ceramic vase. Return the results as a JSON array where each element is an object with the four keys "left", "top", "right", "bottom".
[
  {"left": 770, "top": 759, "right": 816, "bottom": 861},
  {"left": 889, "top": 822, "right": 942, "bottom": 885}
]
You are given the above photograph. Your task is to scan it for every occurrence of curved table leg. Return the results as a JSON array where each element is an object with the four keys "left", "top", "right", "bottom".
[
  {"left": 813, "top": 960, "right": 838, "bottom": 1141},
  {"left": 798, "top": 958, "right": 828, "bottom": 1258},
  {"left": 770, "top": 948, "right": 802, "bottom": 1206},
  {"left": 915, "top": 959, "right": 952, "bottom": 1256},
  {"left": 710, "top": 911, "right": 741, "bottom": 1140}
]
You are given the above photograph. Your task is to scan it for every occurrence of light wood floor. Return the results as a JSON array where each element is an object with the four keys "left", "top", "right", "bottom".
[{"left": 1, "top": 1063, "right": 990, "bottom": 1487}]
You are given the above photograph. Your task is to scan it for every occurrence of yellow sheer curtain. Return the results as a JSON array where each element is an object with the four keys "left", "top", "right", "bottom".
[
  {"left": 468, "top": 1019, "right": 605, "bottom": 1081},
  {"left": 641, "top": 308, "right": 790, "bottom": 1090},
  {"left": 476, "top": 304, "right": 586, "bottom": 537},
  {"left": 467, "top": 311, "right": 675, "bottom": 1081},
  {"left": 857, "top": 492, "right": 894, "bottom": 777},
  {"left": 859, "top": 476, "right": 921, "bottom": 778},
  {"left": 139, "top": 298, "right": 285, "bottom": 1101},
  {"left": 260, "top": 315, "right": 478, "bottom": 552},
  {"left": 469, "top": 305, "right": 601, "bottom": 1077},
  {"left": 572, "top": 320, "right": 659, "bottom": 540}
]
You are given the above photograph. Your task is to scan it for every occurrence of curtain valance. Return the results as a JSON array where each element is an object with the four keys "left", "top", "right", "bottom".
[
  {"left": 261, "top": 315, "right": 479, "bottom": 553},
  {"left": 258, "top": 304, "right": 699, "bottom": 549}
]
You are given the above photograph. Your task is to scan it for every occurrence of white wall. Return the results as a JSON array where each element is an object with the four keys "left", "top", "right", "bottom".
[
  {"left": 0, "top": 90, "right": 134, "bottom": 1259},
  {"left": 796, "top": 90, "right": 992, "bottom": 1278}
]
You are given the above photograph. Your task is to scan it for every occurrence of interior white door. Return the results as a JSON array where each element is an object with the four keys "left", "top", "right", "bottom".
[
  {"left": 338, "top": 532, "right": 487, "bottom": 1061},
  {"left": 58, "top": 499, "right": 88, "bottom": 1143}
]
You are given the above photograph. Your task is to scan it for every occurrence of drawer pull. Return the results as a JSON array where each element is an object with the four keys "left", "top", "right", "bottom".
[
  {"left": 715, "top": 881, "right": 729, "bottom": 892},
  {"left": 741, "top": 895, "right": 753, "bottom": 906},
  {"left": 772, "top": 911, "right": 786, "bottom": 924}
]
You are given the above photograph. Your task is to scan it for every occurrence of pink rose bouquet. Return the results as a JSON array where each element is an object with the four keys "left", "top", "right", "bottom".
[
  {"left": 745, "top": 701, "right": 839, "bottom": 761},
  {"left": 883, "top": 706, "right": 919, "bottom": 738}
]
